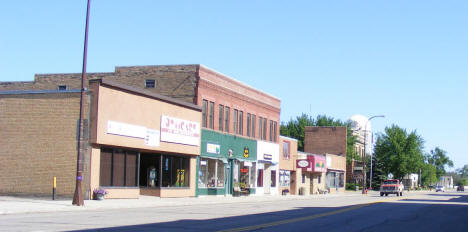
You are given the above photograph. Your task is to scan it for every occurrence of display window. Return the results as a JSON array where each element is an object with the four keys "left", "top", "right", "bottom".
[
  {"left": 100, "top": 148, "right": 138, "bottom": 187},
  {"left": 279, "top": 170, "right": 290, "bottom": 187},
  {"left": 198, "top": 158, "right": 225, "bottom": 188},
  {"left": 234, "top": 160, "right": 256, "bottom": 189}
]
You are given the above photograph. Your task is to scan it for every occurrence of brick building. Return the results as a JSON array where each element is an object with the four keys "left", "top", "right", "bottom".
[
  {"left": 303, "top": 126, "right": 347, "bottom": 193},
  {"left": 0, "top": 64, "right": 281, "bottom": 198}
]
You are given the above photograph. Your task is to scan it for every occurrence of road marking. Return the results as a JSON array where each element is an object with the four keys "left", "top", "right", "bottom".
[{"left": 217, "top": 196, "right": 408, "bottom": 232}]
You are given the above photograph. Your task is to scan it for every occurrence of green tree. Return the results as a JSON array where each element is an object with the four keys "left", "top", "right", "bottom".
[
  {"left": 457, "top": 164, "right": 468, "bottom": 178},
  {"left": 280, "top": 114, "right": 358, "bottom": 163},
  {"left": 426, "top": 147, "right": 453, "bottom": 179},
  {"left": 373, "top": 125, "right": 425, "bottom": 180},
  {"left": 421, "top": 162, "right": 437, "bottom": 187}
]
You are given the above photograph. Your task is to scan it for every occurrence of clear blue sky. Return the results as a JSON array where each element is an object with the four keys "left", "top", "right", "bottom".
[{"left": 1, "top": 1, "right": 467, "bottom": 170}]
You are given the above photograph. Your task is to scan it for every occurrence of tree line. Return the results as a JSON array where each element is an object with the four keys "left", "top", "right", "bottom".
[{"left": 280, "top": 114, "right": 463, "bottom": 188}]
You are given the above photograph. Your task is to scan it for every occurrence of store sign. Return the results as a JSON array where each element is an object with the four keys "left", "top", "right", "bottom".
[
  {"left": 160, "top": 115, "right": 200, "bottom": 146},
  {"left": 207, "top": 143, "right": 220, "bottom": 154},
  {"left": 263, "top": 154, "right": 272, "bottom": 161},
  {"left": 107, "top": 120, "right": 146, "bottom": 139},
  {"left": 243, "top": 147, "right": 249, "bottom": 158},
  {"left": 297, "top": 160, "right": 310, "bottom": 168},
  {"left": 240, "top": 168, "right": 249, "bottom": 173},
  {"left": 244, "top": 161, "right": 253, "bottom": 167}
]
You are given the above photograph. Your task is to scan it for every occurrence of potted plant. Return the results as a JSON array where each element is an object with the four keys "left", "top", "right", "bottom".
[{"left": 93, "top": 188, "right": 108, "bottom": 200}]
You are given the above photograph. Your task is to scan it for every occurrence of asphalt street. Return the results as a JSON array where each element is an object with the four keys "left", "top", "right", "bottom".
[{"left": 0, "top": 191, "right": 466, "bottom": 232}]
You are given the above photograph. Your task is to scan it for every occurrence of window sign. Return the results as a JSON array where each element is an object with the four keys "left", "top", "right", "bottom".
[
  {"left": 145, "top": 129, "right": 160, "bottom": 147},
  {"left": 161, "top": 115, "right": 200, "bottom": 146},
  {"left": 264, "top": 154, "right": 272, "bottom": 161},
  {"left": 207, "top": 143, "right": 220, "bottom": 154}
]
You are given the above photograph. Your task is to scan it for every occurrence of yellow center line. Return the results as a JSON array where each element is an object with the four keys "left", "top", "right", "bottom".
[{"left": 217, "top": 196, "right": 408, "bottom": 232}]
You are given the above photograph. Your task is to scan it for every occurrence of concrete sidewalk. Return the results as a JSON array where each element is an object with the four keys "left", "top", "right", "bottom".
[{"left": 0, "top": 191, "right": 367, "bottom": 215}]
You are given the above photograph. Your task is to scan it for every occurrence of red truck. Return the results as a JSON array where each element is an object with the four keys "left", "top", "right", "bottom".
[{"left": 380, "top": 179, "right": 404, "bottom": 196}]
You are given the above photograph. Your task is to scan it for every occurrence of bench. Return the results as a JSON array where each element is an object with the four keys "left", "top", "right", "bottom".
[{"left": 233, "top": 186, "right": 250, "bottom": 196}]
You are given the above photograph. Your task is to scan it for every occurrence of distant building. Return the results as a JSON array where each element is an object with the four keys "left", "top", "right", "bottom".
[
  {"left": 347, "top": 115, "right": 372, "bottom": 184},
  {"left": 438, "top": 176, "right": 454, "bottom": 189},
  {"left": 403, "top": 174, "right": 419, "bottom": 190}
]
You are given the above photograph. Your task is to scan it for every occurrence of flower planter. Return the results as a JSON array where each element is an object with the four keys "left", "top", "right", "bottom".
[{"left": 95, "top": 193, "right": 105, "bottom": 200}]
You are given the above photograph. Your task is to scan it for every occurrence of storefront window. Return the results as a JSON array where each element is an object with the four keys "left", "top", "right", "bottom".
[
  {"left": 326, "top": 172, "right": 336, "bottom": 188},
  {"left": 199, "top": 158, "right": 225, "bottom": 188},
  {"left": 339, "top": 172, "right": 344, "bottom": 188},
  {"left": 100, "top": 148, "right": 138, "bottom": 187},
  {"left": 240, "top": 161, "right": 250, "bottom": 188},
  {"left": 162, "top": 155, "right": 190, "bottom": 187},
  {"left": 249, "top": 162, "right": 256, "bottom": 188},
  {"left": 279, "top": 170, "right": 290, "bottom": 187}
]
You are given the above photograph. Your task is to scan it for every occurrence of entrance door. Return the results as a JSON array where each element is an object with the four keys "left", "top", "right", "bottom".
[
  {"left": 264, "top": 164, "right": 271, "bottom": 194},
  {"left": 290, "top": 171, "right": 296, "bottom": 195}
]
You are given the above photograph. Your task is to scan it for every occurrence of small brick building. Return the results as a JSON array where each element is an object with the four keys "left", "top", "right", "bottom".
[{"left": 304, "top": 126, "right": 347, "bottom": 193}]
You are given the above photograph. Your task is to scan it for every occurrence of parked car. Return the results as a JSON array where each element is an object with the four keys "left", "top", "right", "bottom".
[
  {"left": 435, "top": 186, "right": 445, "bottom": 192},
  {"left": 457, "top": 185, "right": 464, "bottom": 192}
]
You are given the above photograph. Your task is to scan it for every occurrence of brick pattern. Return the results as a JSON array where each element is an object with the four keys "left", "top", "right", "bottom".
[
  {"left": 0, "top": 93, "right": 85, "bottom": 196},
  {"left": 0, "top": 65, "right": 199, "bottom": 104},
  {"left": 304, "top": 127, "right": 347, "bottom": 156}
]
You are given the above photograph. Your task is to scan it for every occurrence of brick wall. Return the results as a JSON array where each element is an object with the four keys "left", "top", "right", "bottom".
[
  {"left": 304, "top": 126, "right": 347, "bottom": 156},
  {"left": 0, "top": 65, "right": 199, "bottom": 104},
  {"left": 0, "top": 92, "right": 85, "bottom": 196}
]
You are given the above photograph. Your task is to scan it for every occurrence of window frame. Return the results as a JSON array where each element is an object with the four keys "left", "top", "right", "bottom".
[
  {"left": 209, "top": 101, "right": 214, "bottom": 129},
  {"left": 218, "top": 105, "right": 224, "bottom": 131},
  {"left": 145, "top": 79, "right": 156, "bottom": 88}
]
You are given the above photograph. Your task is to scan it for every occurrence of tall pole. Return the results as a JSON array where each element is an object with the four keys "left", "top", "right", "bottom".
[
  {"left": 73, "top": 0, "right": 91, "bottom": 206},
  {"left": 369, "top": 133, "right": 373, "bottom": 190},
  {"left": 362, "top": 115, "right": 385, "bottom": 194}
]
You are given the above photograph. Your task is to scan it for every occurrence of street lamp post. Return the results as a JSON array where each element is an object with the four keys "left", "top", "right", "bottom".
[{"left": 362, "top": 115, "right": 385, "bottom": 194}]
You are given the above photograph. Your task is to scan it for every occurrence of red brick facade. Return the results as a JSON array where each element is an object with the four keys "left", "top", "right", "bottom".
[{"left": 304, "top": 126, "right": 347, "bottom": 156}]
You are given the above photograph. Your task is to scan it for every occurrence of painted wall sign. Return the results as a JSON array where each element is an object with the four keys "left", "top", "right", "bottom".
[
  {"left": 107, "top": 120, "right": 146, "bottom": 139},
  {"left": 160, "top": 115, "right": 200, "bottom": 146},
  {"left": 263, "top": 154, "right": 272, "bottom": 160},
  {"left": 207, "top": 143, "right": 220, "bottom": 154},
  {"left": 243, "top": 147, "right": 249, "bottom": 158}
]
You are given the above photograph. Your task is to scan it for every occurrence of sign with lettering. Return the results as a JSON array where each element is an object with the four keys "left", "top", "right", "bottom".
[
  {"left": 107, "top": 120, "right": 146, "bottom": 139},
  {"left": 243, "top": 147, "right": 249, "bottom": 158},
  {"left": 263, "top": 154, "right": 272, "bottom": 161},
  {"left": 207, "top": 143, "right": 220, "bottom": 154},
  {"left": 297, "top": 160, "right": 310, "bottom": 168},
  {"left": 160, "top": 115, "right": 200, "bottom": 146}
]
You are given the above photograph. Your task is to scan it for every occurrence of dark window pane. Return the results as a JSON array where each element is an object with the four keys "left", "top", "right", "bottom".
[
  {"left": 225, "top": 107, "right": 230, "bottom": 133},
  {"left": 202, "top": 100, "right": 208, "bottom": 128},
  {"left": 219, "top": 105, "right": 224, "bottom": 131},
  {"left": 209, "top": 101, "right": 214, "bottom": 129},
  {"left": 125, "top": 151, "right": 137, "bottom": 186},
  {"left": 112, "top": 150, "right": 125, "bottom": 186},
  {"left": 100, "top": 148, "right": 112, "bottom": 186},
  {"left": 252, "top": 115, "right": 256, "bottom": 138},
  {"left": 257, "top": 169, "right": 263, "bottom": 187}
]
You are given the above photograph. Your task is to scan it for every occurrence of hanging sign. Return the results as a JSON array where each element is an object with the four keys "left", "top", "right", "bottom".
[{"left": 243, "top": 147, "right": 249, "bottom": 158}]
